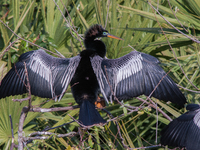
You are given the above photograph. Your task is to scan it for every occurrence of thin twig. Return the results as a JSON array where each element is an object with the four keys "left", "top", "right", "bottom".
[
  {"left": 29, "top": 105, "right": 79, "bottom": 112},
  {"left": 0, "top": 19, "right": 61, "bottom": 57},
  {"left": 102, "top": 109, "right": 130, "bottom": 149},
  {"left": 89, "top": 131, "right": 105, "bottom": 149},
  {"left": 43, "top": 121, "right": 75, "bottom": 131},
  {"left": 177, "top": 84, "right": 200, "bottom": 93},
  {"left": 133, "top": 145, "right": 161, "bottom": 150},
  {"left": 54, "top": 48, "right": 65, "bottom": 58},
  {"left": 25, "top": 121, "right": 75, "bottom": 145},
  {"left": 147, "top": 1, "right": 200, "bottom": 43},
  {"left": 104, "top": 0, "right": 110, "bottom": 28},
  {"left": 136, "top": 97, "right": 172, "bottom": 121},
  {"left": 0, "top": 38, "right": 19, "bottom": 60},
  {"left": 68, "top": 114, "right": 106, "bottom": 129},
  {"left": 60, "top": 0, "right": 84, "bottom": 42},
  {"left": 24, "top": 132, "right": 77, "bottom": 141},
  {"left": 18, "top": 107, "right": 29, "bottom": 150},
  {"left": 166, "top": 0, "right": 188, "bottom": 32},
  {"left": 0, "top": 62, "right": 6, "bottom": 84},
  {"left": 13, "top": 97, "right": 31, "bottom": 103},
  {"left": 116, "top": 122, "right": 130, "bottom": 149},
  {"left": 107, "top": 108, "right": 139, "bottom": 123},
  {"left": 14, "top": 64, "right": 27, "bottom": 90},
  {"left": 148, "top": 0, "right": 199, "bottom": 90},
  {"left": 52, "top": 0, "right": 83, "bottom": 49},
  {"left": 24, "top": 62, "right": 32, "bottom": 108},
  {"left": 128, "top": 44, "right": 137, "bottom": 51},
  {"left": 17, "top": 62, "right": 32, "bottom": 150}
]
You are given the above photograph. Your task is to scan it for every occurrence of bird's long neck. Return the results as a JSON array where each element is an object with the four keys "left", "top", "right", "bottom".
[{"left": 84, "top": 37, "right": 106, "bottom": 58}]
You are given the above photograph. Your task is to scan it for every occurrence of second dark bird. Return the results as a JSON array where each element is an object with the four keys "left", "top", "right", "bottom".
[
  {"left": 0, "top": 24, "right": 186, "bottom": 126},
  {"left": 161, "top": 104, "right": 200, "bottom": 150}
]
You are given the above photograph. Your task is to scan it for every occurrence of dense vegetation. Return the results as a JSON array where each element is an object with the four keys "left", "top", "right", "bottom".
[{"left": 0, "top": 0, "right": 200, "bottom": 149}]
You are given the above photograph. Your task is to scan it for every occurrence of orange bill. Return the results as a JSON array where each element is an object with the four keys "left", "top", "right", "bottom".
[{"left": 107, "top": 34, "right": 123, "bottom": 40}]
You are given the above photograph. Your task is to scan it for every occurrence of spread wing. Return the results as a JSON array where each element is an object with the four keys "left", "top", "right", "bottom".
[
  {"left": 90, "top": 51, "right": 186, "bottom": 106},
  {"left": 161, "top": 104, "right": 200, "bottom": 150},
  {"left": 0, "top": 49, "right": 81, "bottom": 101}
]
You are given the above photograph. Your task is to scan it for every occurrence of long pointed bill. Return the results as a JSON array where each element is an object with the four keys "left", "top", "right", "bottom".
[{"left": 107, "top": 34, "right": 123, "bottom": 40}]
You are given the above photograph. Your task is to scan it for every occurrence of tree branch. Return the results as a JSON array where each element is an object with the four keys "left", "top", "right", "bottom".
[
  {"left": 24, "top": 131, "right": 77, "bottom": 141},
  {"left": 29, "top": 105, "right": 79, "bottom": 112}
]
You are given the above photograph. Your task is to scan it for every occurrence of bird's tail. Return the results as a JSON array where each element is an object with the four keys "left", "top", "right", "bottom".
[{"left": 79, "top": 100, "right": 106, "bottom": 126}]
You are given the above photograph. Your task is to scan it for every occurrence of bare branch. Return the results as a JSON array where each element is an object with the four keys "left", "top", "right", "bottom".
[
  {"left": 24, "top": 62, "right": 32, "bottom": 108},
  {"left": 54, "top": 48, "right": 65, "bottom": 58},
  {"left": 0, "top": 38, "right": 19, "bottom": 60},
  {"left": 148, "top": 0, "right": 199, "bottom": 90},
  {"left": 12, "top": 97, "right": 31, "bottom": 103},
  {"left": 166, "top": 0, "right": 188, "bottom": 32},
  {"left": 52, "top": 0, "right": 84, "bottom": 50},
  {"left": 11, "top": 61, "right": 32, "bottom": 102},
  {"left": 116, "top": 122, "right": 129, "bottom": 149},
  {"left": 68, "top": 114, "right": 106, "bottom": 129},
  {"left": 147, "top": 1, "right": 200, "bottom": 43},
  {"left": 106, "top": 107, "right": 139, "bottom": 123},
  {"left": 18, "top": 107, "right": 29, "bottom": 150},
  {"left": 136, "top": 97, "right": 172, "bottom": 121},
  {"left": 102, "top": 109, "right": 130, "bottom": 149},
  {"left": 29, "top": 105, "right": 79, "bottom": 112},
  {"left": 177, "top": 84, "right": 200, "bottom": 93},
  {"left": 42, "top": 121, "right": 75, "bottom": 132},
  {"left": 104, "top": 0, "right": 111, "bottom": 28},
  {"left": 0, "top": 19, "right": 62, "bottom": 57},
  {"left": 133, "top": 145, "right": 161, "bottom": 150},
  {"left": 17, "top": 62, "right": 32, "bottom": 150},
  {"left": 0, "top": 62, "right": 6, "bottom": 84},
  {"left": 24, "top": 131, "right": 77, "bottom": 141}
]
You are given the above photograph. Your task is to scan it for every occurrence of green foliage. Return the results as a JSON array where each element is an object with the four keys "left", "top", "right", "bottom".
[{"left": 0, "top": 0, "right": 200, "bottom": 149}]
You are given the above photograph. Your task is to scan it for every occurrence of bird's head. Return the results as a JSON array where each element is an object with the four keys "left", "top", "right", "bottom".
[
  {"left": 84, "top": 24, "right": 123, "bottom": 57},
  {"left": 84, "top": 24, "right": 123, "bottom": 41}
]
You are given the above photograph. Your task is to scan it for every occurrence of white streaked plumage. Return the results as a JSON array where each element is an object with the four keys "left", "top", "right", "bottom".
[
  {"left": 0, "top": 49, "right": 81, "bottom": 101},
  {"left": 116, "top": 53, "right": 143, "bottom": 85},
  {"left": 90, "top": 50, "right": 186, "bottom": 106},
  {"left": 0, "top": 49, "right": 186, "bottom": 107},
  {"left": 0, "top": 24, "right": 188, "bottom": 127},
  {"left": 28, "top": 52, "right": 54, "bottom": 97}
]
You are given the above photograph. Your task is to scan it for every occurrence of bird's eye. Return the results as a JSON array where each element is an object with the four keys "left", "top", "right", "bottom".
[{"left": 103, "top": 32, "right": 107, "bottom": 35}]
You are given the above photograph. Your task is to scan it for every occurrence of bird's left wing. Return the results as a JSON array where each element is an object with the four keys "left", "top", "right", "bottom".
[
  {"left": 0, "top": 49, "right": 81, "bottom": 101},
  {"left": 90, "top": 51, "right": 186, "bottom": 106}
]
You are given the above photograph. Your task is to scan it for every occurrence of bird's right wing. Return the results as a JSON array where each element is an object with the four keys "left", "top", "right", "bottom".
[
  {"left": 90, "top": 51, "right": 186, "bottom": 106},
  {"left": 161, "top": 104, "right": 200, "bottom": 150},
  {"left": 0, "top": 49, "right": 81, "bottom": 101}
]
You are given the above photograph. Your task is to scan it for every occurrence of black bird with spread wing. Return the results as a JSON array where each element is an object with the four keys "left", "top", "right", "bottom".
[
  {"left": 0, "top": 24, "right": 186, "bottom": 126},
  {"left": 161, "top": 104, "right": 200, "bottom": 150}
]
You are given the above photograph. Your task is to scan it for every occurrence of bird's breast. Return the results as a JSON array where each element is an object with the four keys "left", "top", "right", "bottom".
[{"left": 70, "top": 55, "right": 99, "bottom": 89}]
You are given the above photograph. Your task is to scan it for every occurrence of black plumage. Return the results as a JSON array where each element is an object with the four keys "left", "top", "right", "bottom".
[
  {"left": 161, "top": 104, "right": 200, "bottom": 150},
  {"left": 0, "top": 24, "right": 186, "bottom": 126},
  {"left": 91, "top": 51, "right": 186, "bottom": 106}
]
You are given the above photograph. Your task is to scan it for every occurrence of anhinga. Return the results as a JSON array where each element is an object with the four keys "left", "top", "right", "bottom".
[
  {"left": 0, "top": 24, "right": 186, "bottom": 126},
  {"left": 161, "top": 104, "right": 200, "bottom": 150}
]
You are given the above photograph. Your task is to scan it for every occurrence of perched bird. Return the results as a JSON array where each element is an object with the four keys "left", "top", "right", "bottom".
[
  {"left": 161, "top": 104, "right": 200, "bottom": 150},
  {"left": 0, "top": 24, "right": 186, "bottom": 126}
]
